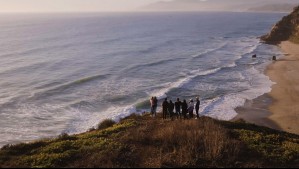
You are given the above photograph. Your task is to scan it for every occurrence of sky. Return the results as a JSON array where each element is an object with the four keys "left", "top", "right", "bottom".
[
  {"left": 0, "top": 0, "right": 164, "bottom": 13},
  {"left": 0, "top": 0, "right": 298, "bottom": 13}
]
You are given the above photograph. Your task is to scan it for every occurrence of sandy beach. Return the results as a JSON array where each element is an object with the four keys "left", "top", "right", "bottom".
[
  {"left": 234, "top": 94, "right": 281, "bottom": 131},
  {"left": 267, "top": 41, "right": 299, "bottom": 134},
  {"left": 235, "top": 41, "right": 299, "bottom": 135}
]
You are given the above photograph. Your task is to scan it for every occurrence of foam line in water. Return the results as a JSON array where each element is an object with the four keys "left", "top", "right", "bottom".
[
  {"left": 78, "top": 104, "right": 141, "bottom": 131},
  {"left": 150, "top": 56, "right": 241, "bottom": 101},
  {"left": 199, "top": 95, "right": 244, "bottom": 120},
  {"left": 42, "top": 105, "right": 131, "bottom": 134},
  {"left": 241, "top": 44, "right": 260, "bottom": 57},
  {"left": 150, "top": 67, "right": 222, "bottom": 100},
  {"left": 30, "top": 74, "right": 109, "bottom": 100},
  {"left": 199, "top": 66, "right": 275, "bottom": 121},
  {"left": 192, "top": 42, "right": 227, "bottom": 58},
  {"left": 124, "top": 57, "right": 183, "bottom": 72}
]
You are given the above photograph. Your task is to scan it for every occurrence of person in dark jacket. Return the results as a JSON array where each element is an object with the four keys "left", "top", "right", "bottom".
[
  {"left": 195, "top": 97, "right": 200, "bottom": 119},
  {"left": 181, "top": 99, "right": 188, "bottom": 119},
  {"left": 162, "top": 98, "right": 169, "bottom": 119},
  {"left": 153, "top": 96, "right": 158, "bottom": 117},
  {"left": 150, "top": 97, "right": 154, "bottom": 117},
  {"left": 175, "top": 98, "right": 182, "bottom": 119}
]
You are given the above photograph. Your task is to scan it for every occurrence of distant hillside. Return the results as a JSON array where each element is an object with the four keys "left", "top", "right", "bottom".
[
  {"left": 261, "top": 5, "right": 299, "bottom": 44},
  {"left": 142, "top": 0, "right": 299, "bottom": 12},
  {"left": 248, "top": 3, "right": 298, "bottom": 13},
  {"left": 1, "top": 114, "right": 299, "bottom": 168}
]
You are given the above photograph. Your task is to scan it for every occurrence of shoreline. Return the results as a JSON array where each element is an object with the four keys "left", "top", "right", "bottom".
[
  {"left": 234, "top": 41, "right": 299, "bottom": 135},
  {"left": 233, "top": 94, "right": 281, "bottom": 131}
]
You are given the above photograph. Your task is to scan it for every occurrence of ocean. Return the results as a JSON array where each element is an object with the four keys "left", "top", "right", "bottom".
[{"left": 0, "top": 12, "right": 285, "bottom": 146}]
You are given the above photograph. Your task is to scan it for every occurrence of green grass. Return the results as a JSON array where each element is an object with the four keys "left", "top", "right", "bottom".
[
  {"left": 222, "top": 120, "right": 299, "bottom": 167},
  {"left": 1, "top": 114, "right": 299, "bottom": 168},
  {"left": 0, "top": 116, "right": 139, "bottom": 168}
]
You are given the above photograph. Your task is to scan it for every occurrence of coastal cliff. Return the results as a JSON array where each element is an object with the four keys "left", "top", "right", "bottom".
[{"left": 261, "top": 5, "right": 299, "bottom": 44}]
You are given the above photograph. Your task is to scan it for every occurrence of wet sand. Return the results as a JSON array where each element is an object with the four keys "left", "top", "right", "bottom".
[
  {"left": 234, "top": 41, "right": 299, "bottom": 135},
  {"left": 234, "top": 94, "right": 281, "bottom": 130}
]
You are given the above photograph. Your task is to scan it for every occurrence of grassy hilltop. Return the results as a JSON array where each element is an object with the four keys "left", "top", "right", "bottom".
[{"left": 1, "top": 113, "right": 299, "bottom": 168}]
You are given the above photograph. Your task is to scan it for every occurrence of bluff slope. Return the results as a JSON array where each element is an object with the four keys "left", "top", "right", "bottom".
[
  {"left": 261, "top": 5, "right": 299, "bottom": 44},
  {"left": 1, "top": 114, "right": 299, "bottom": 168}
]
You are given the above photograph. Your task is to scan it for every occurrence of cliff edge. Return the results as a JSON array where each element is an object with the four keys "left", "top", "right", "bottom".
[
  {"left": 261, "top": 5, "right": 299, "bottom": 44},
  {"left": 1, "top": 114, "right": 299, "bottom": 168}
]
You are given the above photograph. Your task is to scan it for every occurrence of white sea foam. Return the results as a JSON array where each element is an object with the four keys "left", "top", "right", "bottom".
[
  {"left": 42, "top": 103, "right": 140, "bottom": 134},
  {"left": 199, "top": 95, "right": 244, "bottom": 120},
  {"left": 150, "top": 67, "right": 222, "bottom": 99},
  {"left": 192, "top": 42, "right": 227, "bottom": 58},
  {"left": 0, "top": 103, "right": 72, "bottom": 146},
  {"left": 199, "top": 66, "right": 275, "bottom": 121},
  {"left": 79, "top": 104, "right": 145, "bottom": 129},
  {"left": 93, "top": 67, "right": 224, "bottom": 126}
]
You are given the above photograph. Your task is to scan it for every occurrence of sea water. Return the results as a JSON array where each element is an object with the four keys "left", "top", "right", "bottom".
[{"left": 0, "top": 12, "right": 285, "bottom": 146}]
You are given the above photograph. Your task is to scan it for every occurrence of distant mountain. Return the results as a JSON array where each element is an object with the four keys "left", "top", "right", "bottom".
[
  {"left": 248, "top": 3, "right": 298, "bottom": 13},
  {"left": 142, "top": 0, "right": 299, "bottom": 12},
  {"left": 261, "top": 5, "right": 299, "bottom": 44}
]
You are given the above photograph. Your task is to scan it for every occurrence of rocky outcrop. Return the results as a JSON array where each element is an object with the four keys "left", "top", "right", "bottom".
[{"left": 261, "top": 5, "right": 299, "bottom": 44}]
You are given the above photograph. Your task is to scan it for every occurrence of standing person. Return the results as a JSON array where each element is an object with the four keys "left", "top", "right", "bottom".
[
  {"left": 195, "top": 97, "right": 201, "bottom": 119},
  {"left": 153, "top": 96, "right": 158, "bottom": 117},
  {"left": 168, "top": 100, "right": 175, "bottom": 120},
  {"left": 175, "top": 98, "right": 182, "bottom": 119},
  {"left": 188, "top": 99, "right": 194, "bottom": 119},
  {"left": 162, "top": 98, "right": 169, "bottom": 119},
  {"left": 181, "top": 99, "right": 188, "bottom": 119},
  {"left": 150, "top": 97, "right": 154, "bottom": 117}
]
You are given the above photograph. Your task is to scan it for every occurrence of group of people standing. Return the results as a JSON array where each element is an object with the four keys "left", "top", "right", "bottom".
[{"left": 150, "top": 96, "right": 200, "bottom": 120}]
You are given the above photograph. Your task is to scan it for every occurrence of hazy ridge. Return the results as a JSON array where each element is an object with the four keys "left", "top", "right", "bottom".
[{"left": 142, "top": 0, "right": 299, "bottom": 12}]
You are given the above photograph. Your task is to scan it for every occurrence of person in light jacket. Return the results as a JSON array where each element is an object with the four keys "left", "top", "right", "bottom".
[{"left": 188, "top": 99, "right": 194, "bottom": 119}]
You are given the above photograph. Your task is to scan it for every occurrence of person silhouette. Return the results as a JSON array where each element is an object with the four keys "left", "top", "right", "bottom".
[
  {"left": 162, "top": 98, "right": 169, "bottom": 119},
  {"left": 195, "top": 97, "right": 200, "bottom": 119}
]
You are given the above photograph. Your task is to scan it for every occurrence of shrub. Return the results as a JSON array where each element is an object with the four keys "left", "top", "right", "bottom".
[{"left": 97, "top": 119, "right": 116, "bottom": 130}]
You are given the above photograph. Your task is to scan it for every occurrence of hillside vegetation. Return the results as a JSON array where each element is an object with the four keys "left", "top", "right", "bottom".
[
  {"left": 261, "top": 5, "right": 299, "bottom": 44},
  {"left": 1, "top": 114, "right": 299, "bottom": 168}
]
